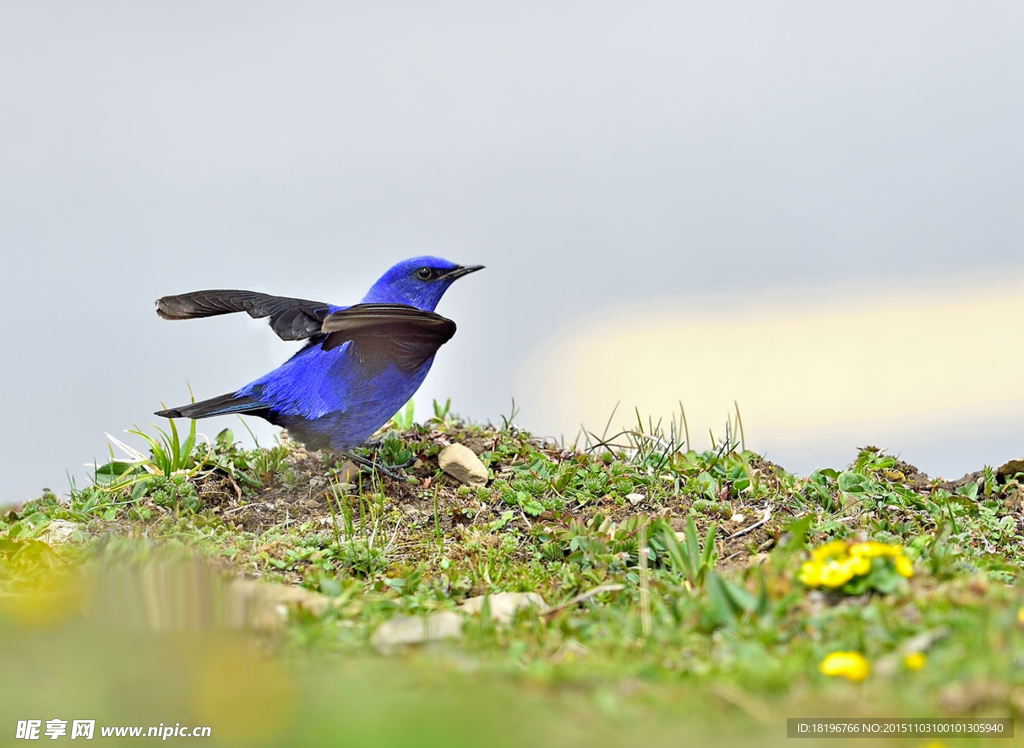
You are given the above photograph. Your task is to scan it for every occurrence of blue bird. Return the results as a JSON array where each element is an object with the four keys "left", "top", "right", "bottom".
[{"left": 154, "top": 257, "right": 483, "bottom": 460}]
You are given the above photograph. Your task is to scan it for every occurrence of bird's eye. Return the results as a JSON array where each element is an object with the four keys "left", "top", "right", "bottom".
[{"left": 416, "top": 267, "right": 433, "bottom": 280}]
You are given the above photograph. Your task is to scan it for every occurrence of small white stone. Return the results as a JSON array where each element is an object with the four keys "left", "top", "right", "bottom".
[
  {"left": 370, "top": 611, "right": 464, "bottom": 653},
  {"left": 37, "top": 519, "right": 79, "bottom": 546},
  {"left": 625, "top": 493, "right": 645, "bottom": 506},
  {"left": 229, "top": 580, "right": 333, "bottom": 631},
  {"left": 459, "top": 592, "right": 546, "bottom": 624},
  {"left": 438, "top": 444, "right": 489, "bottom": 486},
  {"left": 730, "top": 513, "right": 745, "bottom": 523}
]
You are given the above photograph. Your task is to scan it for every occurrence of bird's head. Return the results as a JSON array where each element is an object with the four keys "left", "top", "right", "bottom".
[{"left": 362, "top": 256, "right": 484, "bottom": 311}]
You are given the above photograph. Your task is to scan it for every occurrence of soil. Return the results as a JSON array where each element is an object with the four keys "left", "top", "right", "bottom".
[{"left": 187, "top": 430, "right": 1024, "bottom": 579}]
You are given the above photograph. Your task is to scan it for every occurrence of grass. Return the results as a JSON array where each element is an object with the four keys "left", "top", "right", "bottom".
[{"left": 1, "top": 403, "right": 1022, "bottom": 746}]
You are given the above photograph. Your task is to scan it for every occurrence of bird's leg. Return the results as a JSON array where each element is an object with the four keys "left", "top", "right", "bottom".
[
  {"left": 342, "top": 451, "right": 407, "bottom": 481},
  {"left": 361, "top": 436, "right": 417, "bottom": 461}
]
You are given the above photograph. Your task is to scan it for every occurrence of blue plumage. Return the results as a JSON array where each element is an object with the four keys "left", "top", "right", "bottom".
[{"left": 155, "top": 256, "right": 482, "bottom": 452}]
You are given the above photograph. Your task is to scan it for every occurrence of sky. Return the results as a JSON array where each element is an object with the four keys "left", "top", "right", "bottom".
[{"left": 2, "top": 2, "right": 1023, "bottom": 504}]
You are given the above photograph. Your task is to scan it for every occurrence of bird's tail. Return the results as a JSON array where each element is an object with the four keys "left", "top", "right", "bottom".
[{"left": 155, "top": 392, "right": 270, "bottom": 420}]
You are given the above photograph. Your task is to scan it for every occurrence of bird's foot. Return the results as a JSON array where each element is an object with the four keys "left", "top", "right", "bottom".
[{"left": 342, "top": 452, "right": 408, "bottom": 481}]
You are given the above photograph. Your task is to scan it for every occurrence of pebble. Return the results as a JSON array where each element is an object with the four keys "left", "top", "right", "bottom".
[
  {"left": 37, "top": 520, "right": 80, "bottom": 546},
  {"left": 438, "top": 444, "right": 488, "bottom": 486},
  {"left": 370, "top": 612, "right": 464, "bottom": 654},
  {"left": 459, "top": 592, "right": 547, "bottom": 623}
]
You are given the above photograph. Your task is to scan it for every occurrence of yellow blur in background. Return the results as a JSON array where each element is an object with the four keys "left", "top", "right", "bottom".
[{"left": 516, "top": 272, "right": 1024, "bottom": 475}]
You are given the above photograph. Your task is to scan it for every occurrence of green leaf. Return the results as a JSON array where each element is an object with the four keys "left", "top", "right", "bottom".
[
  {"left": 704, "top": 573, "right": 738, "bottom": 627},
  {"left": 489, "top": 511, "right": 515, "bottom": 532},
  {"left": 956, "top": 481, "right": 980, "bottom": 501},
  {"left": 522, "top": 499, "right": 546, "bottom": 516},
  {"left": 432, "top": 398, "right": 452, "bottom": 421},
  {"left": 216, "top": 428, "right": 235, "bottom": 452},
  {"left": 780, "top": 515, "right": 813, "bottom": 552},
  {"left": 838, "top": 472, "right": 867, "bottom": 493}
]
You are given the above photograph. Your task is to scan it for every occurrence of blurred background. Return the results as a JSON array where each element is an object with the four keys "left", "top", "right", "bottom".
[{"left": 2, "top": 1, "right": 1023, "bottom": 504}]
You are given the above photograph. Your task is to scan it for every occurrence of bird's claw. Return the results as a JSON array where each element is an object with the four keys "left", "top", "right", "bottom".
[{"left": 343, "top": 452, "right": 408, "bottom": 481}]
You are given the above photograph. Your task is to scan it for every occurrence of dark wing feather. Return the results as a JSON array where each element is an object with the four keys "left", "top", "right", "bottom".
[
  {"left": 320, "top": 303, "right": 457, "bottom": 371},
  {"left": 156, "top": 290, "right": 331, "bottom": 341}
]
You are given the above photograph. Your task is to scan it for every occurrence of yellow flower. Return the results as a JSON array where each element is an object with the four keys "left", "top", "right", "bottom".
[
  {"left": 819, "top": 651, "right": 870, "bottom": 682},
  {"left": 803, "top": 555, "right": 872, "bottom": 588},
  {"left": 894, "top": 553, "right": 914, "bottom": 578},
  {"left": 903, "top": 652, "right": 926, "bottom": 670},
  {"left": 802, "top": 539, "right": 912, "bottom": 589},
  {"left": 798, "top": 560, "right": 824, "bottom": 586},
  {"left": 849, "top": 554, "right": 872, "bottom": 576},
  {"left": 811, "top": 540, "right": 850, "bottom": 562},
  {"left": 818, "top": 560, "right": 855, "bottom": 588},
  {"left": 849, "top": 541, "right": 902, "bottom": 559}
]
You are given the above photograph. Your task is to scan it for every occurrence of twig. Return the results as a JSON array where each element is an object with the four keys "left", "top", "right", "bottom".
[
  {"left": 539, "top": 583, "right": 626, "bottom": 619},
  {"left": 728, "top": 505, "right": 773, "bottom": 539}
]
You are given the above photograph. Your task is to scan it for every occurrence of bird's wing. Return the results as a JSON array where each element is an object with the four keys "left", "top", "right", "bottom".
[
  {"left": 156, "top": 290, "right": 332, "bottom": 341},
  {"left": 320, "top": 303, "right": 457, "bottom": 371}
]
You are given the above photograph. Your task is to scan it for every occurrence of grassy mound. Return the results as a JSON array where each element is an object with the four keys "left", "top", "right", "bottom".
[{"left": 1, "top": 409, "right": 1022, "bottom": 746}]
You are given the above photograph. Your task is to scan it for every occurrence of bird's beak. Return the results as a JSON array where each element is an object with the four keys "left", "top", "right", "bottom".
[{"left": 443, "top": 264, "right": 485, "bottom": 280}]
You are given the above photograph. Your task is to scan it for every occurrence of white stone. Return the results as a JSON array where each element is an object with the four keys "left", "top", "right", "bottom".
[
  {"left": 459, "top": 592, "right": 546, "bottom": 623},
  {"left": 229, "top": 580, "right": 332, "bottom": 631},
  {"left": 438, "top": 444, "right": 488, "bottom": 486},
  {"left": 370, "top": 611, "right": 464, "bottom": 653},
  {"left": 37, "top": 519, "right": 79, "bottom": 545}
]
